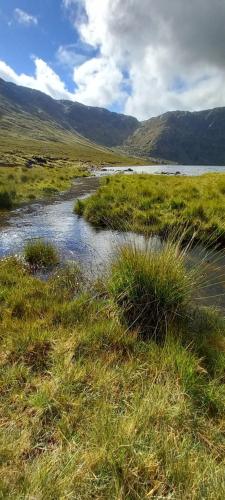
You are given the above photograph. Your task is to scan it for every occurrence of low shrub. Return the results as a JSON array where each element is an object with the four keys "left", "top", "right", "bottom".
[{"left": 24, "top": 239, "right": 59, "bottom": 268}]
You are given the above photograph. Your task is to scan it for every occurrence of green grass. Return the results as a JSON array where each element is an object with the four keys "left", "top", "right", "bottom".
[
  {"left": 0, "top": 190, "right": 15, "bottom": 209},
  {"left": 76, "top": 173, "right": 225, "bottom": 245},
  {"left": 0, "top": 161, "right": 88, "bottom": 209},
  {"left": 1, "top": 241, "right": 225, "bottom": 498},
  {"left": 24, "top": 240, "right": 60, "bottom": 269},
  {"left": 109, "top": 241, "right": 199, "bottom": 340},
  {"left": 0, "top": 122, "right": 150, "bottom": 209}
]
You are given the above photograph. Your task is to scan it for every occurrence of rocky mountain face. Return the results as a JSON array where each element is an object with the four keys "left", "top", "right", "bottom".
[{"left": 124, "top": 109, "right": 225, "bottom": 165}]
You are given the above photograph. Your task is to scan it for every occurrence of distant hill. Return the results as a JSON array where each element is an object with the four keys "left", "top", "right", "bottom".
[
  {"left": 0, "top": 78, "right": 139, "bottom": 148},
  {"left": 1, "top": 77, "right": 225, "bottom": 165},
  {"left": 0, "top": 78, "right": 142, "bottom": 166},
  {"left": 124, "top": 109, "right": 225, "bottom": 165}
]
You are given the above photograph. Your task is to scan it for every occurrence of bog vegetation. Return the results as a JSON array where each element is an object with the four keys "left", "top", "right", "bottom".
[
  {"left": 0, "top": 125, "right": 148, "bottom": 209},
  {"left": 0, "top": 161, "right": 87, "bottom": 209},
  {"left": 24, "top": 240, "right": 59, "bottom": 268},
  {"left": 76, "top": 173, "right": 225, "bottom": 245},
  {"left": 1, "top": 239, "right": 225, "bottom": 498}
]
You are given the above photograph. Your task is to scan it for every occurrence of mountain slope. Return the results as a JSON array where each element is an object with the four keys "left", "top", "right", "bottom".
[
  {"left": 124, "top": 109, "right": 225, "bottom": 165},
  {"left": 0, "top": 78, "right": 139, "bottom": 148},
  {"left": 0, "top": 78, "right": 144, "bottom": 167},
  {"left": 2, "top": 77, "right": 225, "bottom": 166}
]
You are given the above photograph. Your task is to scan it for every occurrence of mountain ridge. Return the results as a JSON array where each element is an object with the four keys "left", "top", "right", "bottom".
[
  {"left": 1, "top": 77, "right": 225, "bottom": 165},
  {"left": 124, "top": 108, "right": 225, "bottom": 165},
  {"left": 0, "top": 77, "right": 139, "bottom": 148}
]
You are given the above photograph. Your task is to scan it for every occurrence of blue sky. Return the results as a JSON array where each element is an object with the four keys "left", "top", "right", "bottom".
[
  {"left": 0, "top": 0, "right": 92, "bottom": 91},
  {"left": 0, "top": 1, "right": 224, "bottom": 119}
]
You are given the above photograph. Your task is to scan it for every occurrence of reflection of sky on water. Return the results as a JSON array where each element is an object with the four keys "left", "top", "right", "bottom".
[
  {"left": 98, "top": 165, "right": 225, "bottom": 177},
  {"left": 0, "top": 192, "right": 159, "bottom": 276},
  {"left": 2, "top": 173, "right": 225, "bottom": 309}
]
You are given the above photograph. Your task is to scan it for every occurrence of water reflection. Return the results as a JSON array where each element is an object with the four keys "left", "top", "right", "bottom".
[
  {"left": 0, "top": 181, "right": 159, "bottom": 276},
  {"left": 97, "top": 164, "right": 225, "bottom": 176},
  {"left": 1, "top": 175, "right": 225, "bottom": 312}
]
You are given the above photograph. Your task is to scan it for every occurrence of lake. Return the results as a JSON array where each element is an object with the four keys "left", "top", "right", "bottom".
[{"left": 97, "top": 164, "right": 225, "bottom": 176}]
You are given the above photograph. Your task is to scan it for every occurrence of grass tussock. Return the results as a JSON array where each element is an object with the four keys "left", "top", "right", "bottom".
[
  {"left": 0, "top": 189, "right": 15, "bottom": 209},
  {"left": 77, "top": 173, "right": 225, "bottom": 245},
  {"left": 1, "top": 241, "right": 225, "bottom": 498},
  {"left": 109, "top": 241, "right": 199, "bottom": 340},
  {"left": 24, "top": 239, "right": 59, "bottom": 268}
]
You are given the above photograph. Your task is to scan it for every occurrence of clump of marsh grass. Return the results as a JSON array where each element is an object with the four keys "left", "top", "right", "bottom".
[
  {"left": 108, "top": 240, "right": 200, "bottom": 340},
  {"left": 0, "top": 190, "right": 14, "bottom": 210},
  {"left": 24, "top": 239, "right": 59, "bottom": 269},
  {"left": 50, "top": 262, "right": 85, "bottom": 299},
  {"left": 1, "top": 251, "right": 225, "bottom": 498}
]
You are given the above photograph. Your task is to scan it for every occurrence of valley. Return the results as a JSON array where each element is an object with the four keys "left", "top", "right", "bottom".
[{"left": 1, "top": 77, "right": 225, "bottom": 499}]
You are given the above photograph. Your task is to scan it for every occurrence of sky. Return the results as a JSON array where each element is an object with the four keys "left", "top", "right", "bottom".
[{"left": 1, "top": 0, "right": 225, "bottom": 120}]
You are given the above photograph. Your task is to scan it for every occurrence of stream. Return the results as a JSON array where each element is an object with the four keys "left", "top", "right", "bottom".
[{"left": 1, "top": 166, "right": 225, "bottom": 310}]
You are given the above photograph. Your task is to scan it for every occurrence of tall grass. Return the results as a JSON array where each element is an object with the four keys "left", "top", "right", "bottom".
[
  {"left": 24, "top": 239, "right": 59, "bottom": 268},
  {"left": 0, "top": 162, "right": 88, "bottom": 208},
  {"left": 0, "top": 190, "right": 14, "bottom": 209},
  {"left": 78, "top": 173, "right": 225, "bottom": 245},
  {"left": 108, "top": 240, "right": 199, "bottom": 340},
  {"left": 1, "top": 241, "right": 225, "bottom": 498}
]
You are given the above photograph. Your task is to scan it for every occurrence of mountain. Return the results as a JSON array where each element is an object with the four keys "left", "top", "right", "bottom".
[
  {"left": 124, "top": 109, "right": 225, "bottom": 165},
  {"left": 1, "top": 77, "right": 225, "bottom": 166},
  {"left": 0, "top": 78, "right": 139, "bottom": 148}
]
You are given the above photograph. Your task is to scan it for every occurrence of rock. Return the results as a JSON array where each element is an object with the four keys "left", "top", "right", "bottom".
[
  {"left": 32, "top": 156, "right": 47, "bottom": 165},
  {"left": 25, "top": 159, "right": 34, "bottom": 168}
]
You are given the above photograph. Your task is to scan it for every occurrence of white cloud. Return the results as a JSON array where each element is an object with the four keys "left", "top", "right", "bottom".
[
  {"left": 73, "top": 56, "right": 125, "bottom": 107},
  {"left": 0, "top": 59, "right": 72, "bottom": 100},
  {"left": 0, "top": 56, "right": 123, "bottom": 108},
  {"left": 3, "top": 1, "right": 225, "bottom": 119},
  {"left": 63, "top": 0, "right": 225, "bottom": 119},
  {"left": 14, "top": 8, "right": 38, "bottom": 26}
]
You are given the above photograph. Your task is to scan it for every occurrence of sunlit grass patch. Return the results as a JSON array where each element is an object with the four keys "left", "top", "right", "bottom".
[
  {"left": 79, "top": 173, "right": 225, "bottom": 245},
  {"left": 1, "top": 241, "right": 225, "bottom": 498},
  {"left": 24, "top": 239, "right": 59, "bottom": 269},
  {"left": 108, "top": 240, "right": 199, "bottom": 340}
]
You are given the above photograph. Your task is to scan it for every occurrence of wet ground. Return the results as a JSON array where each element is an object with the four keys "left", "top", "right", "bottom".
[{"left": 1, "top": 169, "right": 225, "bottom": 311}]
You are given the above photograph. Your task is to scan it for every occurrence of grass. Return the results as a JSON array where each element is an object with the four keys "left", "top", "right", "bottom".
[
  {"left": 109, "top": 241, "right": 199, "bottom": 340},
  {"left": 24, "top": 240, "right": 59, "bottom": 269},
  {"left": 0, "top": 190, "right": 15, "bottom": 209},
  {"left": 0, "top": 124, "right": 149, "bottom": 209},
  {"left": 76, "top": 173, "right": 225, "bottom": 245},
  {"left": 0, "top": 161, "right": 88, "bottom": 209},
  {"left": 1, "top": 241, "right": 225, "bottom": 498}
]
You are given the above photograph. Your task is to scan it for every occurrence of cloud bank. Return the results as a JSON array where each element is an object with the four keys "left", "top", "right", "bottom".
[
  {"left": 70, "top": 0, "right": 225, "bottom": 118},
  {"left": 2, "top": 1, "right": 225, "bottom": 119}
]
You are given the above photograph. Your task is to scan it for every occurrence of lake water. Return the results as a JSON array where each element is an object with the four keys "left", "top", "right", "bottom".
[{"left": 97, "top": 164, "right": 225, "bottom": 176}]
